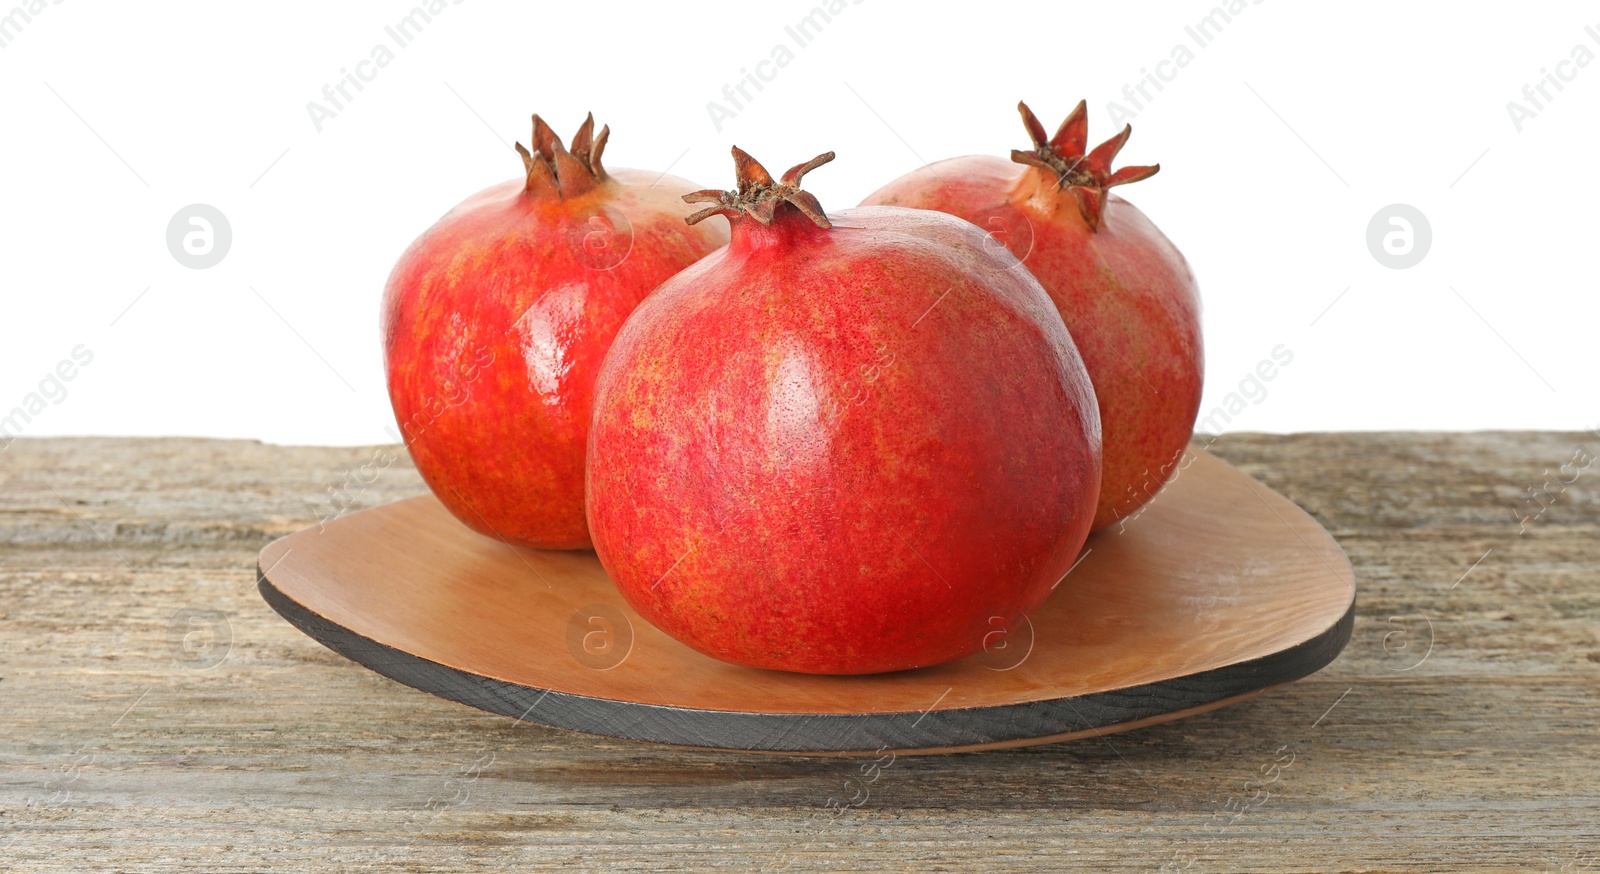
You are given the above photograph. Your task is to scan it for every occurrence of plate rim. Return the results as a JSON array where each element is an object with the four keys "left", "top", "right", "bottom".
[{"left": 257, "top": 563, "right": 1354, "bottom": 755}]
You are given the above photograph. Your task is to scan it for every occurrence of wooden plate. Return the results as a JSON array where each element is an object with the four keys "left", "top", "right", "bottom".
[{"left": 257, "top": 450, "right": 1354, "bottom": 756}]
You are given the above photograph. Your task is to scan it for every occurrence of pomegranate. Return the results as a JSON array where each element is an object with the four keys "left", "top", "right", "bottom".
[
  {"left": 861, "top": 101, "right": 1203, "bottom": 530},
  {"left": 382, "top": 114, "right": 726, "bottom": 549},
  {"left": 586, "top": 147, "right": 1100, "bottom": 674}
]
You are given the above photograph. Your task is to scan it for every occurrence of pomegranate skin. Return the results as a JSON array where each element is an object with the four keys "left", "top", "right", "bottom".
[
  {"left": 862, "top": 116, "right": 1203, "bottom": 531},
  {"left": 587, "top": 170, "right": 1100, "bottom": 674},
  {"left": 382, "top": 121, "right": 726, "bottom": 550}
]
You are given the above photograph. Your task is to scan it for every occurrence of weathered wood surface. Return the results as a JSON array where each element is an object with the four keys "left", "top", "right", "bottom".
[{"left": 1, "top": 433, "right": 1596, "bottom": 872}]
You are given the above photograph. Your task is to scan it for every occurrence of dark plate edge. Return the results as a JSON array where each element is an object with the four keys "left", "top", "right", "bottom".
[{"left": 257, "top": 565, "right": 1356, "bottom": 754}]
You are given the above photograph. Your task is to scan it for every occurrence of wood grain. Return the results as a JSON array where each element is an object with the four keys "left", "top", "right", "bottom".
[
  {"left": 2, "top": 433, "right": 1597, "bottom": 872},
  {"left": 255, "top": 450, "right": 1354, "bottom": 753}
]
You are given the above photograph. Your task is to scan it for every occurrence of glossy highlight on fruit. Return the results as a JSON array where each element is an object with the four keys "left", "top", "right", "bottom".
[
  {"left": 862, "top": 100, "right": 1203, "bottom": 530},
  {"left": 587, "top": 147, "right": 1101, "bottom": 675},
  {"left": 382, "top": 114, "right": 727, "bottom": 549}
]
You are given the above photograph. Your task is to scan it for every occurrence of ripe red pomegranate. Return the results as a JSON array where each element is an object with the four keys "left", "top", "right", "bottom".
[
  {"left": 861, "top": 101, "right": 1203, "bottom": 530},
  {"left": 586, "top": 147, "right": 1101, "bottom": 675},
  {"left": 382, "top": 114, "right": 726, "bottom": 549}
]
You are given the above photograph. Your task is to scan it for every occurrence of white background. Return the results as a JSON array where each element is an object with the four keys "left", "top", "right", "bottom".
[{"left": 1, "top": 0, "right": 1595, "bottom": 446}]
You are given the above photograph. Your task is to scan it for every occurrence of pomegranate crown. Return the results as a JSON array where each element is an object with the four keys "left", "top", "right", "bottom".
[
  {"left": 515, "top": 113, "right": 609, "bottom": 198},
  {"left": 683, "top": 147, "right": 834, "bottom": 229},
  {"left": 1010, "top": 100, "right": 1159, "bottom": 231}
]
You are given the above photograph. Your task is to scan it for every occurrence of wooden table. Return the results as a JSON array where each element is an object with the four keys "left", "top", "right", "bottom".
[{"left": 2, "top": 433, "right": 1596, "bottom": 872}]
